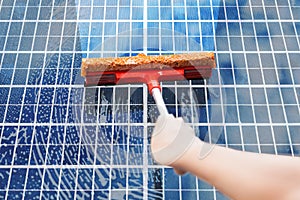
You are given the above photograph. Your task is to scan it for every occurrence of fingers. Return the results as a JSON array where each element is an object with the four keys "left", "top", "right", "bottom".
[{"left": 173, "top": 168, "right": 187, "bottom": 176}]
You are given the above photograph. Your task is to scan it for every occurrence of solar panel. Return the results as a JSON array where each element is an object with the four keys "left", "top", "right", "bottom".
[{"left": 0, "top": 0, "right": 299, "bottom": 199}]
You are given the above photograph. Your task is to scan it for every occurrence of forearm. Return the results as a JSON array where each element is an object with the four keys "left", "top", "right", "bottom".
[{"left": 174, "top": 137, "right": 300, "bottom": 200}]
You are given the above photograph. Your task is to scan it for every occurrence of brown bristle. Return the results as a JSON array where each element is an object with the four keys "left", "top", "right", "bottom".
[{"left": 81, "top": 52, "right": 215, "bottom": 77}]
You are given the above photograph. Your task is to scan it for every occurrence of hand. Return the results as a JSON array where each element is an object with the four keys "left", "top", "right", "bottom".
[{"left": 151, "top": 114, "right": 196, "bottom": 174}]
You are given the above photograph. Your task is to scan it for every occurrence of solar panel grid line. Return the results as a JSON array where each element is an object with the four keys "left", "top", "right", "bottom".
[
  {"left": 72, "top": 88, "right": 86, "bottom": 199},
  {"left": 9, "top": 2, "right": 33, "bottom": 199},
  {"left": 261, "top": 2, "right": 294, "bottom": 156},
  {"left": 183, "top": 0, "right": 189, "bottom": 52},
  {"left": 247, "top": 0, "right": 273, "bottom": 154},
  {"left": 18, "top": 23, "right": 43, "bottom": 200},
  {"left": 3, "top": 49, "right": 300, "bottom": 55},
  {"left": 9, "top": 3, "right": 27, "bottom": 86},
  {"left": 72, "top": 8, "right": 89, "bottom": 191},
  {"left": 2, "top": 83, "right": 300, "bottom": 93},
  {"left": 157, "top": 4, "right": 162, "bottom": 55},
  {"left": 0, "top": 0, "right": 16, "bottom": 134},
  {"left": 129, "top": 0, "right": 133, "bottom": 57},
  {"left": 263, "top": 9, "right": 282, "bottom": 154},
  {"left": 142, "top": 84, "right": 148, "bottom": 200},
  {"left": 142, "top": 0, "right": 147, "bottom": 56},
  {"left": 107, "top": 86, "right": 116, "bottom": 200},
  {"left": 0, "top": 164, "right": 167, "bottom": 169},
  {"left": 89, "top": 2, "right": 98, "bottom": 200},
  {"left": 99, "top": 0, "right": 106, "bottom": 58},
  {"left": 142, "top": 5, "right": 148, "bottom": 199},
  {"left": 2, "top": 0, "right": 20, "bottom": 198},
  {"left": 282, "top": 2, "right": 300, "bottom": 124},
  {"left": 90, "top": 87, "right": 100, "bottom": 200},
  {"left": 221, "top": 0, "right": 246, "bottom": 153},
  {"left": 195, "top": 0, "right": 202, "bottom": 51},
  {"left": 2, "top": 17, "right": 300, "bottom": 23},
  {"left": 236, "top": 0, "right": 260, "bottom": 153},
  {"left": 116, "top": 0, "right": 121, "bottom": 57},
  {"left": 86, "top": 1, "right": 93, "bottom": 55},
  {"left": 125, "top": 87, "right": 131, "bottom": 200},
  {"left": 170, "top": 0, "right": 175, "bottom": 54},
  {"left": 36, "top": 0, "right": 60, "bottom": 199},
  {"left": 267, "top": 0, "right": 296, "bottom": 155},
  {"left": 287, "top": 0, "right": 300, "bottom": 48}
]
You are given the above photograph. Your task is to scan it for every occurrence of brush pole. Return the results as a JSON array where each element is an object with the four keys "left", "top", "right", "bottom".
[{"left": 152, "top": 88, "right": 169, "bottom": 115}]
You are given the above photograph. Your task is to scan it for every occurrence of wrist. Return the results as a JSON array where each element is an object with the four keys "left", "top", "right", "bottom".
[{"left": 171, "top": 137, "right": 203, "bottom": 169}]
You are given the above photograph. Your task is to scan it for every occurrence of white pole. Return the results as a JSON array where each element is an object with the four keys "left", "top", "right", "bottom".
[{"left": 151, "top": 88, "right": 169, "bottom": 115}]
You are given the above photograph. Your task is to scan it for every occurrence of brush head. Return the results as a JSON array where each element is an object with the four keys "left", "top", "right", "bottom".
[{"left": 81, "top": 52, "right": 216, "bottom": 92}]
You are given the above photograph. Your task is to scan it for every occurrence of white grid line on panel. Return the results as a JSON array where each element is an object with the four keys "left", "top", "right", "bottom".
[
  {"left": 73, "top": 88, "right": 86, "bottom": 200},
  {"left": 19, "top": 1, "right": 44, "bottom": 199},
  {"left": 73, "top": 6, "right": 90, "bottom": 199},
  {"left": 223, "top": 0, "right": 245, "bottom": 153},
  {"left": 143, "top": 86, "right": 149, "bottom": 200},
  {"left": 143, "top": 1, "right": 148, "bottom": 199},
  {"left": 107, "top": 86, "right": 116, "bottom": 200},
  {"left": 11, "top": 1, "right": 32, "bottom": 199},
  {"left": 259, "top": 16, "right": 278, "bottom": 154},
  {"left": 1, "top": 5, "right": 299, "bottom": 7},
  {"left": 1, "top": 122, "right": 300, "bottom": 128},
  {"left": 86, "top": 0, "right": 93, "bottom": 55},
  {"left": 0, "top": 0, "right": 17, "bottom": 146},
  {"left": 2, "top": 19, "right": 300, "bottom": 23},
  {"left": 2, "top": 83, "right": 300, "bottom": 94},
  {"left": 287, "top": 1, "right": 300, "bottom": 48},
  {"left": 91, "top": 80, "right": 100, "bottom": 200},
  {"left": 248, "top": 0, "right": 273, "bottom": 154},
  {"left": 184, "top": 0, "right": 189, "bottom": 52},
  {"left": 115, "top": 0, "right": 120, "bottom": 58},
  {"left": 89, "top": 3, "right": 99, "bottom": 200},
  {"left": 170, "top": 0, "right": 175, "bottom": 54},
  {"left": 100, "top": 0, "right": 107, "bottom": 58},
  {"left": 158, "top": 1, "right": 161, "bottom": 55},
  {"left": 143, "top": 0, "right": 147, "bottom": 54},
  {"left": 262, "top": 0, "right": 294, "bottom": 156},
  {"left": 3, "top": 0, "right": 25, "bottom": 199},
  {"left": 196, "top": 0, "right": 202, "bottom": 51},
  {"left": 235, "top": 2, "right": 261, "bottom": 152},
  {"left": 56, "top": 0, "right": 72, "bottom": 195},
  {"left": 189, "top": 82, "right": 200, "bottom": 200},
  {"left": 278, "top": 2, "right": 300, "bottom": 126},
  {"left": 129, "top": 0, "right": 132, "bottom": 56},
  {"left": 268, "top": 0, "right": 296, "bottom": 155},
  {"left": 1, "top": 50, "right": 300, "bottom": 54},
  {"left": 125, "top": 87, "right": 130, "bottom": 200},
  {"left": 38, "top": 0, "right": 59, "bottom": 199}
]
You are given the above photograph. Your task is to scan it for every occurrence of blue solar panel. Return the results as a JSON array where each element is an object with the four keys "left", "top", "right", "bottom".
[{"left": 0, "top": 0, "right": 300, "bottom": 199}]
